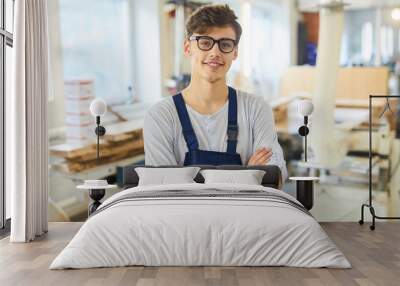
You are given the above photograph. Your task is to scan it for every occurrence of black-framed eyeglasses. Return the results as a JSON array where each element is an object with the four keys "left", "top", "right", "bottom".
[{"left": 189, "top": 35, "right": 237, "bottom": 53}]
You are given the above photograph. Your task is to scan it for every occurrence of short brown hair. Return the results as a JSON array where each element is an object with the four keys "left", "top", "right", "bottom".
[{"left": 185, "top": 4, "right": 242, "bottom": 43}]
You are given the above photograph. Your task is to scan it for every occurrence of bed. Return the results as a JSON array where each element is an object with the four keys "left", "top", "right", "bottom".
[{"left": 50, "top": 165, "right": 351, "bottom": 269}]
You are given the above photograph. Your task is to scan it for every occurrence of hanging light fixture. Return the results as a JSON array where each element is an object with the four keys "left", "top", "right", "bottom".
[{"left": 391, "top": 8, "right": 400, "bottom": 21}]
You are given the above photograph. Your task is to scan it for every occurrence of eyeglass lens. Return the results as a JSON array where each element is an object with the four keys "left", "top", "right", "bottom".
[{"left": 197, "top": 37, "right": 235, "bottom": 53}]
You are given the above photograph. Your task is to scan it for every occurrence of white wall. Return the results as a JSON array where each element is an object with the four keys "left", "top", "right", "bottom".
[
  {"left": 131, "top": 0, "right": 163, "bottom": 103},
  {"left": 298, "top": 0, "right": 400, "bottom": 11}
]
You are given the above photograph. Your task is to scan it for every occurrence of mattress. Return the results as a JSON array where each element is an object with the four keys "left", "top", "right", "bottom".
[{"left": 50, "top": 183, "right": 351, "bottom": 269}]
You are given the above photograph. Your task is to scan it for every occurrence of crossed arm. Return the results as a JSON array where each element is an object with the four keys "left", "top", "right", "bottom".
[{"left": 143, "top": 98, "right": 287, "bottom": 181}]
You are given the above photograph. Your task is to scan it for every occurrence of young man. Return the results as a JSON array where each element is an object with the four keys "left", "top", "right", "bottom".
[{"left": 144, "top": 4, "right": 287, "bottom": 180}]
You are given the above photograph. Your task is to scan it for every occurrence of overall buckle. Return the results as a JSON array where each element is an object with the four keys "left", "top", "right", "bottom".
[{"left": 227, "top": 125, "right": 238, "bottom": 141}]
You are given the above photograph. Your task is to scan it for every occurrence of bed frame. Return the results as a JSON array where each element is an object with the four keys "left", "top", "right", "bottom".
[{"left": 122, "top": 165, "right": 282, "bottom": 190}]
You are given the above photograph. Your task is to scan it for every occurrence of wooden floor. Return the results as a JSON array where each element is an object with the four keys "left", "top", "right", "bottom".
[{"left": 0, "top": 222, "right": 399, "bottom": 286}]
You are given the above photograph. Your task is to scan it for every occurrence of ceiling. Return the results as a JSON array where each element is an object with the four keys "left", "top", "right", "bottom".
[{"left": 298, "top": 0, "right": 400, "bottom": 11}]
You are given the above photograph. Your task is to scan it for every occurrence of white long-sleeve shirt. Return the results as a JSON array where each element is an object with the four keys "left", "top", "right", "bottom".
[{"left": 143, "top": 90, "right": 288, "bottom": 181}]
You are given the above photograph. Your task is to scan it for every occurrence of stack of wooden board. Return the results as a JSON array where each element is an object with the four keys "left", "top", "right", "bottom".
[{"left": 50, "top": 120, "right": 144, "bottom": 173}]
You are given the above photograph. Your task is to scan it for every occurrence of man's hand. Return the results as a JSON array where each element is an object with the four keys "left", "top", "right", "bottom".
[{"left": 248, "top": 147, "right": 273, "bottom": 166}]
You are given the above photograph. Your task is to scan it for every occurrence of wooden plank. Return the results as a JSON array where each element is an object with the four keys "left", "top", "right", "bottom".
[
  {"left": 49, "top": 143, "right": 97, "bottom": 159},
  {"left": 104, "top": 130, "right": 143, "bottom": 144},
  {"left": 50, "top": 129, "right": 143, "bottom": 160},
  {"left": 52, "top": 148, "right": 144, "bottom": 173},
  {"left": 104, "top": 119, "right": 144, "bottom": 137},
  {"left": 50, "top": 154, "right": 145, "bottom": 179},
  {"left": 52, "top": 139, "right": 144, "bottom": 173}
]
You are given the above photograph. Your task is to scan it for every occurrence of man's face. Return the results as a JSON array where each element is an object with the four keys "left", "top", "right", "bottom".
[{"left": 184, "top": 26, "right": 238, "bottom": 83}]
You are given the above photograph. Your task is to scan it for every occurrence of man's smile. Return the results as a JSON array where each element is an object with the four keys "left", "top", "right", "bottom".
[{"left": 203, "top": 60, "right": 224, "bottom": 68}]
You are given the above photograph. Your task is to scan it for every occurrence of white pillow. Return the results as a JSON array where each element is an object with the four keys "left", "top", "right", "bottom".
[
  {"left": 135, "top": 167, "right": 200, "bottom": 186},
  {"left": 200, "top": 169, "right": 266, "bottom": 185}
]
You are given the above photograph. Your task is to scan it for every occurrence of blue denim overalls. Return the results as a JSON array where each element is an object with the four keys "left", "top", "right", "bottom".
[{"left": 172, "top": 86, "right": 242, "bottom": 166}]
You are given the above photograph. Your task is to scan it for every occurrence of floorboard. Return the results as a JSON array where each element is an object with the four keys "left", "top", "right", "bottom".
[{"left": 0, "top": 222, "right": 399, "bottom": 286}]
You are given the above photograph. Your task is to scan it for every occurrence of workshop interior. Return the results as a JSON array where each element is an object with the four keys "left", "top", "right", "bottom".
[
  {"left": 31, "top": 0, "right": 399, "bottom": 223},
  {"left": 2, "top": 0, "right": 400, "bottom": 282}
]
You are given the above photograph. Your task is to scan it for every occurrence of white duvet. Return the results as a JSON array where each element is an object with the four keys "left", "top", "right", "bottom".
[{"left": 50, "top": 183, "right": 351, "bottom": 269}]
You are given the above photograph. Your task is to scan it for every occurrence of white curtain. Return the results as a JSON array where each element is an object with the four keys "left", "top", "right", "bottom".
[{"left": 8, "top": 0, "right": 49, "bottom": 242}]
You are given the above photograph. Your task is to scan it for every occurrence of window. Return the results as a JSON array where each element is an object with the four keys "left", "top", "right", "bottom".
[
  {"left": 212, "top": 0, "right": 290, "bottom": 99},
  {"left": 398, "top": 29, "right": 400, "bottom": 53},
  {"left": 1, "top": 0, "right": 14, "bottom": 231},
  {"left": 235, "top": 0, "right": 290, "bottom": 99},
  {"left": 341, "top": 9, "right": 376, "bottom": 66},
  {"left": 361, "top": 22, "right": 373, "bottom": 63},
  {"left": 381, "top": 25, "right": 394, "bottom": 62},
  {"left": 58, "top": 0, "right": 134, "bottom": 105}
]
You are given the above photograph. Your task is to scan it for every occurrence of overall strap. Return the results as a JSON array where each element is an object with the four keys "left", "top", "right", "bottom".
[
  {"left": 227, "top": 87, "right": 239, "bottom": 154},
  {"left": 172, "top": 93, "right": 199, "bottom": 150}
]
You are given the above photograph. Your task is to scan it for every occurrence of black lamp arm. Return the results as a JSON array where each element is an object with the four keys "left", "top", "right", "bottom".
[
  {"left": 94, "top": 116, "right": 106, "bottom": 162},
  {"left": 298, "top": 115, "right": 309, "bottom": 162}
]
